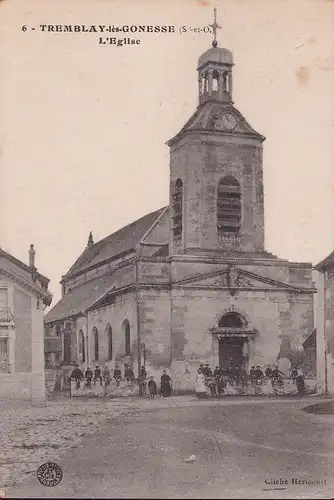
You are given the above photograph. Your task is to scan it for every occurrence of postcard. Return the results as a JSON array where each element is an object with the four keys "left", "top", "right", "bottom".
[{"left": 0, "top": 0, "right": 333, "bottom": 498}]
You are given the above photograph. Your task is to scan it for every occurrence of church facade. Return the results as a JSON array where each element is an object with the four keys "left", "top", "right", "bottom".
[{"left": 45, "top": 41, "right": 315, "bottom": 391}]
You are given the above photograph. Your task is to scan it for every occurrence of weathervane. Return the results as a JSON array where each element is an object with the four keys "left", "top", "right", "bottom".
[{"left": 209, "top": 7, "right": 221, "bottom": 47}]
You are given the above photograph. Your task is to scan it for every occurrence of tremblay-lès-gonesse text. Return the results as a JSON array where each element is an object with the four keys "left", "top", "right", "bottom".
[{"left": 37, "top": 25, "right": 176, "bottom": 33}]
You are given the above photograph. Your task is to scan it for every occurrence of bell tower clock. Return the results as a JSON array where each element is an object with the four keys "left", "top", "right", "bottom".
[{"left": 167, "top": 10, "right": 266, "bottom": 256}]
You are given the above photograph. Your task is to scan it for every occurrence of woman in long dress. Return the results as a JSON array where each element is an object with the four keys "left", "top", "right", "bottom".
[
  {"left": 160, "top": 370, "right": 172, "bottom": 397},
  {"left": 195, "top": 369, "right": 207, "bottom": 398}
]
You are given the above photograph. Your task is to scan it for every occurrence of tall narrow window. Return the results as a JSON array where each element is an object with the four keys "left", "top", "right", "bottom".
[
  {"left": 93, "top": 327, "right": 99, "bottom": 361},
  {"left": 204, "top": 72, "right": 209, "bottom": 92},
  {"left": 0, "top": 338, "right": 8, "bottom": 373},
  {"left": 217, "top": 176, "right": 241, "bottom": 234},
  {"left": 123, "top": 320, "right": 130, "bottom": 356},
  {"left": 172, "top": 178, "right": 183, "bottom": 239},
  {"left": 200, "top": 78, "right": 205, "bottom": 95},
  {"left": 106, "top": 324, "right": 113, "bottom": 360},
  {"left": 79, "top": 330, "right": 85, "bottom": 363},
  {"left": 212, "top": 70, "right": 219, "bottom": 91},
  {"left": 223, "top": 72, "right": 230, "bottom": 92}
]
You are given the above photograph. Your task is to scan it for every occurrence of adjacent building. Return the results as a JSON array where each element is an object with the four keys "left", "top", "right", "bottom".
[
  {"left": 314, "top": 250, "right": 334, "bottom": 394},
  {"left": 0, "top": 245, "right": 52, "bottom": 401},
  {"left": 44, "top": 39, "right": 315, "bottom": 392}
]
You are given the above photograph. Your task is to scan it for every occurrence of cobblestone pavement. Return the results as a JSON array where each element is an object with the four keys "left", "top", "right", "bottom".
[
  {"left": 0, "top": 394, "right": 329, "bottom": 493},
  {"left": 0, "top": 396, "right": 134, "bottom": 489}
]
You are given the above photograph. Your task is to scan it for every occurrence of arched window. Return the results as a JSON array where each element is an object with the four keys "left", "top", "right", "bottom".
[
  {"left": 93, "top": 327, "right": 99, "bottom": 361},
  {"left": 218, "top": 312, "right": 245, "bottom": 328},
  {"left": 201, "top": 72, "right": 209, "bottom": 93},
  {"left": 123, "top": 320, "right": 130, "bottom": 356},
  {"left": 172, "top": 178, "right": 183, "bottom": 239},
  {"left": 223, "top": 72, "right": 230, "bottom": 92},
  {"left": 199, "top": 77, "right": 205, "bottom": 95},
  {"left": 217, "top": 176, "right": 241, "bottom": 235},
  {"left": 106, "top": 324, "right": 113, "bottom": 360},
  {"left": 212, "top": 70, "right": 219, "bottom": 91},
  {"left": 79, "top": 330, "right": 85, "bottom": 362}
]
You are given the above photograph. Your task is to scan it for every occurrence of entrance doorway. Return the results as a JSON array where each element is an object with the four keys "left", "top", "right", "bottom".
[
  {"left": 219, "top": 337, "right": 245, "bottom": 371},
  {"left": 216, "top": 312, "right": 249, "bottom": 372}
]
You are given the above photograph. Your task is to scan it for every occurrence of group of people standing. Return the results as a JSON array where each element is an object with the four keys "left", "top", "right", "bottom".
[
  {"left": 70, "top": 364, "right": 173, "bottom": 398},
  {"left": 138, "top": 366, "right": 172, "bottom": 399},
  {"left": 70, "top": 364, "right": 135, "bottom": 389},
  {"left": 195, "top": 362, "right": 306, "bottom": 397}
]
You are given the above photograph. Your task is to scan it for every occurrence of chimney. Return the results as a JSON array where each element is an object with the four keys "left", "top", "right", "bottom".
[
  {"left": 29, "top": 244, "right": 36, "bottom": 268},
  {"left": 29, "top": 244, "right": 37, "bottom": 282}
]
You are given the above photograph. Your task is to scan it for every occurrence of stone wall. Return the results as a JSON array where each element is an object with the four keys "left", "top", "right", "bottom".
[
  {"left": 86, "top": 290, "right": 139, "bottom": 376},
  {"left": 169, "top": 137, "right": 265, "bottom": 254},
  {"left": 14, "top": 286, "right": 32, "bottom": 372},
  {"left": 70, "top": 378, "right": 139, "bottom": 398},
  {"left": 0, "top": 373, "right": 32, "bottom": 399}
]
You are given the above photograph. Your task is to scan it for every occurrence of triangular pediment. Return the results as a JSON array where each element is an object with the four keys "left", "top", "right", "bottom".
[{"left": 173, "top": 267, "right": 305, "bottom": 292}]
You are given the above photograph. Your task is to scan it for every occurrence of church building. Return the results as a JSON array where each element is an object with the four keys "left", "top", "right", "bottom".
[{"left": 44, "top": 32, "right": 315, "bottom": 391}]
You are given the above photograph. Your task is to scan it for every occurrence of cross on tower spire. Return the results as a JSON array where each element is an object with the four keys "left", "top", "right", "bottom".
[{"left": 209, "top": 7, "right": 221, "bottom": 48}]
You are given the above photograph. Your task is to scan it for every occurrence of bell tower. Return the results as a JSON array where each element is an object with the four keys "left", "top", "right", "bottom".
[{"left": 167, "top": 9, "right": 266, "bottom": 256}]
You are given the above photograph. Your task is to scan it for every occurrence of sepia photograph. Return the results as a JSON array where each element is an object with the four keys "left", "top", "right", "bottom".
[{"left": 0, "top": 0, "right": 333, "bottom": 498}]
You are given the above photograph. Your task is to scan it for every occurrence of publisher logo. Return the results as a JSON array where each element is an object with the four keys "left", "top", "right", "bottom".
[
  {"left": 37, "top": 462, "right": 63, "bottom": 487},
  {"left": 0, "top": 489, "right": 6, "bottom": 498}
]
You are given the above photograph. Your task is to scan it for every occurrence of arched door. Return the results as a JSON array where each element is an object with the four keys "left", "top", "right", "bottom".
[{"left": 218, "top": 313, "right": 247, "bottom": 372}]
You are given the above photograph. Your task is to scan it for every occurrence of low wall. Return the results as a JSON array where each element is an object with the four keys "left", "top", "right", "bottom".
[
  {"left": 197, "top": 378, "right": 319, "bottom": 397},
  {"left": 70, "top": 378, "right": 139, "bottom": 398}
]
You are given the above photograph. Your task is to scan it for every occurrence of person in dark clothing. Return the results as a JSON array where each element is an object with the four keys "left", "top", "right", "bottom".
[
  {"left": 70, "top": 364, "right": 83, "bottom": 389},
  {"left": 139, "top": 366, "right": 147, "bottom": 397},
  {"left": 213, "top": 366, "right": 220, "bottom": 378},
  {"left": 296, "top": 373, "right": 305, "bottom": 396},
  {"left": 265, "top": 365, "right": 273, "bottom": 379},
  {"left": 147, "top": 377, "right": 157, "bottom": 399},
  {"left": 249, "top": 365, "right": 256, "bottom": 385},
  {"left": 85, "top": 367, "right": 93, "bottom": 387},
  {"left": 113, "top": 366, "right": 122, "bottom": 387},
  {"left": 94, "top": 365, "right": 103, "bottom": 386},
  {"left": 202, "top": 363, "right": 212, "bottom": 377},
  {"left": 160, "top": 370, "right": 172, "bottom": 397},
  {"left": 271, "top": 366, "right": 284, "bottom": 389},
  {"left": 125, "top": 366, "right": 135, "bottom": 387},
  {"left": 291, "top": 367, "right": 298, "bottom": 385},
  {"left": 102, "top": 366, "right": 111, "bottom": 386},
  {"left": 254, "top": 366, "right": 264, "bottom": 384},
  {"left": 199, "top": 364, "right": 204, "bottom": 374}
]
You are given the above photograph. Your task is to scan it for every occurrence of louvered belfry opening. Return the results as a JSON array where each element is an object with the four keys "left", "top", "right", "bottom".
[
  {"left": 217, "top": 176, "right": 241, "bottom": 235},
  {"left": 172, "top": 178, "right": 183, "bottom": 239}
]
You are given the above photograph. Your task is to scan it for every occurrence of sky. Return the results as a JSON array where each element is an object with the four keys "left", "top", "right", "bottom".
[{"left": 0, "top": 0, "right": 333, "bottom": 305}]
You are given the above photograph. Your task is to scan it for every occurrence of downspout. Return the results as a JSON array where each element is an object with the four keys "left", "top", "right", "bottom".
[
  {"left": 324, "top": 270, "right": 328, "bottom": 395},
  {"left": 86, "top": 313, "right": 90, "bottom": 368},
  {"left": 135, "top": 258, "right": 141, "bottom": 379}
]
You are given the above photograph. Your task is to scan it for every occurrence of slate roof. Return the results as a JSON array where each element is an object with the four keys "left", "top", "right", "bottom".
[
  {"left": 315, "top": 250, "right": 334, "bottom": 271},
  {"left": 65, "top": 207, "right": 167, "bottom": 279},
  {"left": 45, "top": 273, "right": 117, "bottom": 324},
  {"left": 167, "top": 102, "right": 265, "bottom": 147},
  {"left": 0, "top": 247, "right": 50, "bottom": 287}
]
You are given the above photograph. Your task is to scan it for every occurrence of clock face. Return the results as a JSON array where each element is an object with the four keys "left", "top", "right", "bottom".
[{"left": 214, "top": 113, "right": 237, "bottom": 131}]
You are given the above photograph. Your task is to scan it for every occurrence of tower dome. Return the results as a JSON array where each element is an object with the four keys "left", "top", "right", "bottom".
[{"left": 197, "top": 46, "right": 233, "bottom": 71}]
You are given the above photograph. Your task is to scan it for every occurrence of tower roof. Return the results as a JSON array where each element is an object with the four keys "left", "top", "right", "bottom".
[{"left": 198, "top": 46, "right": 233, "bottom": 70}]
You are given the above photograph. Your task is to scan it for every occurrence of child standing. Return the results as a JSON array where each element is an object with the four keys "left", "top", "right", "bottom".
[{"left": 147, "top": 376, "right": 157, "bottom": 399}]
